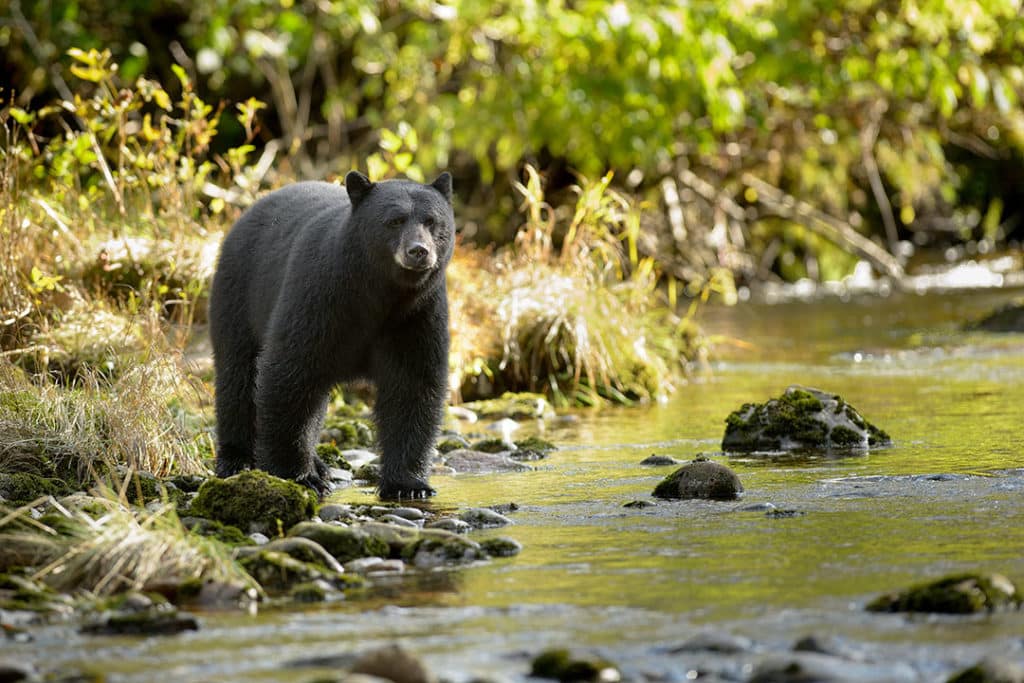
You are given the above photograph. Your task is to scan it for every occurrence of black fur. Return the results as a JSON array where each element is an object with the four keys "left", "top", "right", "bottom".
[{"left": 209, "top": 172, "right": 455, "bottom": 499}]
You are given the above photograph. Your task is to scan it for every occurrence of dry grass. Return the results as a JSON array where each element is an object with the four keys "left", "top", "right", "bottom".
[{"left": 0, "top": 497, "right": 251, "bottom": 596}]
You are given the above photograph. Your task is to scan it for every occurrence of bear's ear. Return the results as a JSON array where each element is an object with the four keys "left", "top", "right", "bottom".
[
  {"left": 430, "top": 172, "right": 453, "bottom": 204},
  {"left": 345, "top": 171, "right": 374, "bottom": 207}
]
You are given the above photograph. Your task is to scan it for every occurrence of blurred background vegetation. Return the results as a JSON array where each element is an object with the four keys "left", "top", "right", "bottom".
[{"left": 1, "top": 0, "right": 1023, "bottom": 413}]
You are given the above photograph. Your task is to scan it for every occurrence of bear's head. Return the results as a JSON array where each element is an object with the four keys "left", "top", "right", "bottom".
[{"left": 345, "top": 171, "right": 455, "bottom": 290}]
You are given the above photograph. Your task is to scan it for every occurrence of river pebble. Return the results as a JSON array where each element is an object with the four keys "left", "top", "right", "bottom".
[
  {"left": 671, "top": 630, "right": 753, "bottom": 654},
  {"left": 748, "top": 652, "right": 916, "bottom": 682},
  {"left": 426, "top": 518, "right": 471, "bottom": 534},
  {"left": 350, "top": 643, "right": 436, "bottom": 683},
  {"left": 460, "top": 507, "right": 514, "bottom": 528}
]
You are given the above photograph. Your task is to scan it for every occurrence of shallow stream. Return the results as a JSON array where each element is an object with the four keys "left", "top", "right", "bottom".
[{"left": 9, "top": 286, "right": 1024, "bottom": 681}]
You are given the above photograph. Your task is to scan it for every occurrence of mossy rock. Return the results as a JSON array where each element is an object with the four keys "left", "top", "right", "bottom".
[
  {"left": 315, "top": 443, "right": 352, "bottom": 470},
  {"left": 531, "top": 648, "right": 619, "bottom": 682},
  {"left": 104, "top": 471, "right": 186, "bottom": 507},
  {"left": 516, "top": 436, "right": 557, "bottom": 452},
  {"left": 288, "top": 521, "right": 389, "bottom": 563},
  {"left": 289, "top": 581, "right": 331, "bottom": 603},
  {"left": 354, "top": 463, "right": 381, "bottom": 485},
  {"left": 867, "top": 573, "right": 1021, "bottom": 614},
  {"left": 652, "top": 458, "right": 743, "bottom": 500},
  {"left": 462, "top": 392, "right": 555, "bottom": 420},
  {"left": 359, "top": 521, "right": 421, "bottom": 556},
  {"left": 403, "top": 530, "right": 487, "bottom": 568},
  {"left": 321, "top": 416, "right": 375, "bottom": 449},
  {"left": 947, "top": 657, "right": 1024, "bottom": 683},
  {"left": 436, "top": 436, "right": 470, "bottom": 454},
  {"left": 969, "top": 298, "right": 1024, "bottom": 333},
  {"left": 0, "top": 472, "right": 72, "bottom": 505},
  {"left": 480, "top": 536, "right": 522, "bottom": 558},
  {"left": 180, "top": 516, "right": 251, "bottom": 546},
  {"left": 189, "top": 470, "right": 316, "bottom": 535},
  {"left": 0, "top": 572, "right": 73, "bottom": 613},
  {"left": 722, "top": 386, "right": 891, "bottom": 453},
  {"left": 471, "top": 438, "right": 511, "bottom": 453}
]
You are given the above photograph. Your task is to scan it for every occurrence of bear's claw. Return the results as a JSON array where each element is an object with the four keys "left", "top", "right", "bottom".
[{"left": 377, "top": 484, "right": 437, "bottom": 501}]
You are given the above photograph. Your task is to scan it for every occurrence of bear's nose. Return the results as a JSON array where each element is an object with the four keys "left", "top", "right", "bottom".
[{"left": 407, "top": 243, "right": 430, "bottom": 260}]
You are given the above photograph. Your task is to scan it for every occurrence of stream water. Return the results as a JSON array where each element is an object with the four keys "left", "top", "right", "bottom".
[{"left": 8, "top": 286, "right": 1024, "bottom": 681}]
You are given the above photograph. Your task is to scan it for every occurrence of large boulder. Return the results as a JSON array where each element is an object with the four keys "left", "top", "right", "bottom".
[
  {"left": 867, "top": 573, "right": 1021, "bottom": 614},
  {"left": 722, "top": 386, "right": 891, "bottom": 452},
  {"left": 189, "top": 470, "right": 316, "bottom": 535}
]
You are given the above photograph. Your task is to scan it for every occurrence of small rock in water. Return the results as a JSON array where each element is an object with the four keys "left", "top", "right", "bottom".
[
  {"left": 248, "top": 532, "right": 270, "bottom": 545},
  {"left": 425, "top": 518, "right": 472, "bottom": 534},
  {"left": 792, "top": 634, "right": 866, "bottom": 662},
  {"left": 749, "top": 652, "right": 916, "bottom": 682},
  {"left": 969, "top": 298, "right": 1024, "bottom": 333},
  {"left": 81, "top": 593, "right": 199, "bottom": 637},
  {"left": 378, "top": 514, "right": 420, "bottom": 528},
  {"left": 366, "top": 559, "right": 406, "bottom": 574},
  {"left": 652, "top": 457, "right": 743, "bottom": 500},
  {"left": 317, "top": 504, "right": 354, "bottom": 523},
  {"left": 388, "top": 506, "right": 426, "bottom": 521},
  {"left": 866, "top": 573, "right": 1021, "bottom": 614},
  {"left": 623, "top": 500, "right": 654, "bottom": 509},
  {"left": 344, "top": 557, "right": 385, "bottom": 573},
  {"left": 947, "top": 656, "right": 1024, "bottom": 683},
  {"left": 480, "top": 536, "right": 522, "bottom": 558},
  {"left": 640, "top": 454, "right": 681, "bottom": 466},
  {"left": 530, "top": 648, "right": 621, "bottom": 682},
  {"left": 722, "top": 386, "right": 891, "bottom": 453},
  {"left": 442, "top": 449, "right": 533, "bottom": 474},
  {"left": 460, "top": 507, "right": 514, "bottom": 528},
  {"left": 766, "top": 508, "right": 805, "bottom": 519},
  {"left": 350, "top": 643, "right": 436, "bottom": 683},
  {"left": 670, "top": 630, "right": 753, "bottom": 654},
  {"left": 0, "top": 660, "right": 37, "bottom": 682}
]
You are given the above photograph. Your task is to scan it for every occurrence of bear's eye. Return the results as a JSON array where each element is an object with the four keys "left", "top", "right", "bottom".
[
  {"left": 422, "top": 216, "right": 435, "bottom": 229},
  {"left": 387, "top": 216, "right": 406, "bottom": 229}
]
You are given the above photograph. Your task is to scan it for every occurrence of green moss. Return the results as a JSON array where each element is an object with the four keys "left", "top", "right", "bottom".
[
  {"left": 867, "top": 573, "right": 1021, "bottom": 614},
  {"left": 315, "top": 443, "right": 352, "bottom": 470},
  {"left": 181, "top": 516, "right": 251, "bottom": 546},
  {"left": 288, "top": 522, "right": 389, "bottom": 563},
  {"left": 829, "top": 425, "right": 863, "bottom": 447},
  {"left": 321, "top": 417, "right": 375, "bottom": 449},
  {"left": 436, "top": 438, "right": 468, "bottom": 454},
  {"left": 480, "top": 536, "right": 522, "bottom": 558},
  {"left": 353, "top": 463, "right": 380, "bottom": 485},
  {"left": 189, "top": 470, "right": 316, "bottom": 533},
  {"left": 472, "top": 438, "right": 511, "bottom": 453},
  {"left": 0, "top": 473, "right": 71, "bottom": 504},
  {"left": 290, "top": 581, "right": 329, "bottom": 603},
  {"left": 515, "top": 436, "right": 556, "bottom": 452}
]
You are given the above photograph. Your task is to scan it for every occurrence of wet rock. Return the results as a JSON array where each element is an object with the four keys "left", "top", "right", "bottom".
[
  {"left": 459, "top": 507, "right": 513, "bottom": 529},
  {"left": 442, "top": 449, "right": 533, "bottom": 474},
  {"left": 359, "top": 521, "right": 421, "bottom": 555},
  {"left": 749, "top": 652, "right": 915, "bottom": 682},
  {"left": 180, "top": 516, "right": 251, "bottom": 546},
  {"left": 366, "top": 559, "right": 406, "bottom": 574},
  {"left": 425, "top": 518, "right": 471, "bottom": 534},
  {"left": 472, "top": 437, "right": 514, "bottom": 454},
  {"left": 350, "top": 643, "right": 436, "bottom": 683},
  {"left": 345, "top": 557, "right": 386, "bottom": 573},
  {"left": 403, "top": 530, "right": 487, "bottom": 569},
  {"left": 249, "top": 532, "right": 270, "bottom": 545},
  {"left": 652, "top": 457, "right": 743, "bottom": 500},
  {"left": 947, "top": 656, "right": 1024, "bottom": 683},
  {"left": 388, "top": 507, "right": 426, "bottom": 522},
  {"left": 722, "top": 386, "right": 891, "bottom": 452},
  {"left": 670, "top": 631, "right": 753, "bottom": 654},
  {"left": 0, "top": 574, "right": 74, "bottom": 614},
  {"left": 340, "top": 449, "right": 379, "bottom": 470},
  {"left": 288, "top": 522, "right": 390, "bottom": 564},
  {"left": 353, "top": 463, "right": 381, "bottom": 486},
  {"left": 261, "top": 537, "right": 345, "bottom": 573},
  {"left": 0, "top": 660, "right": 37, "bottom": 682},
  {"left": 792, "top": 634, "right": 865, "bottom": 661},
  {"left": 81, "top": 593, "right": 199, "bottom": 636},
  {"left": 152, "top": 577, "right": 258, "bottom": 610},
  {"left": 623, "top": 500, "right": 654, "bottom": 509},
  {"left": 238, "top": 549, "right": 360, "bottom": 595},
  {"left": 377, "top": 514, "right": 420, "bottom": 528},
  {"left": 766, "top": 508, "right": 805, "bottom": 519},
  {"left": 318, "top": 504, "right": 355, "bottom": 523},
  {"left": 480, "top": 536, "right": 522, "bottom": 558},
  {"left": 640, "top": 454, "right": 682, "bottom": 466},
  {"left": 970, "top": 298, "right": 1024, "bottom": 333},
  {"left": 530, "top": 648, "right": 620, "bottom": 682},
  {"left": 462, "top": 392, "right": 555, "bottom": 420},
  {"left": 515, "top": 436, "right": 557, "bottom": 453},
  {"left": 437, "top": 434, "right": 472, "bottom": 453},
  {"left": 289, "top": 580, "right": 336, "bottom": 603},
  {"left": 189, "top": 471, "right": 316, "bottom": 535},
  {"left": 168, "top": 474, "right": 206, "bottom": 493},
  {"left": 109, "top": 471, "right": 185, "bottom": 506},
  {"left": 866, "top": 573, "right": 1021, "bottom": 614}
]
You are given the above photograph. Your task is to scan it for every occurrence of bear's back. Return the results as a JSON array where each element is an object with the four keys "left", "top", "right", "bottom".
[{"left": 214, "top": 181, "right": 354, "bottom": 337}]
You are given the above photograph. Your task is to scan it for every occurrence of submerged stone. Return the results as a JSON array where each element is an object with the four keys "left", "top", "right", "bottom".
[
  {"left": 866, "top": 573, "right": 1021, "bottom": 614},
  {"left": 459, "top": 507, "right": 513, "bottom": 529},
  {"left": 442, "top": 449, "right": 533, "bottom": 474},
  {"left": 403, "top": 530, "right": 486, "bottom": 569},
  {"left": 749, "top": 652, "right": 916, "bottom": 683},
  {"left": 530, "top": 648, "right": 620, "bottom": 682},
  {"left": 640, "top": 454, "right": 682, "bottom": 466},
  {"left": 722, "top": 386, "right": 891, "bottom": 452},
  {"left": 189, "top": 470, "right": 316, "bottom": 535},
  {"left": 652, "top": 458, "right": 743, "bottom": 500},
  {"left": 479, "top": 536, "right": 522, "bottom": 558},
  {"left": 350, "top": 643, "right": 436, "bottom": 683},
  {"left": 81, "top": 593, "right": 199, "bottom": 636}
]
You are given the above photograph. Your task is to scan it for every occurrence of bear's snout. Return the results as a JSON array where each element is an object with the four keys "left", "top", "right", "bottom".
[{"left": 396, "top": 228, "right": 438, "bottom": 271}]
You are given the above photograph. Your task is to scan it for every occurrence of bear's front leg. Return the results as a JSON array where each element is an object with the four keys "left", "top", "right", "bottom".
[
  {"left": 253, "top": 348, "right": 334, "bottom": 498},
  {"left": 372, "top": 311, "right": 449, "bottom": 500}
]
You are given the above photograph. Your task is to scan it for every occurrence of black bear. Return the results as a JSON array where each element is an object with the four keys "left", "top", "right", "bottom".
[{"left": 208, "top": 171, "right": 454, "bottom": 499}]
